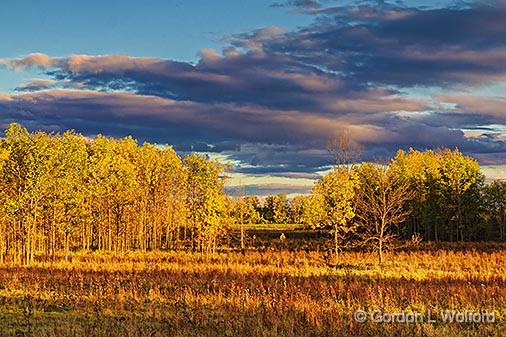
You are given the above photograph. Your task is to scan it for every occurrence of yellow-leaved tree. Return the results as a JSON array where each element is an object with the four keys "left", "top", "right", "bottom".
[
  {"left": 185, "top": 153, "right": 227, "bottom": 256},
  {"left": 313, "top": 168, "right": 359, "bottom": 265},
  {"left": 0, "top": 123, "right": 230, "bottom": 264},
  {"left": 437, "top": 149, "right": 482, "bottom": 242}
]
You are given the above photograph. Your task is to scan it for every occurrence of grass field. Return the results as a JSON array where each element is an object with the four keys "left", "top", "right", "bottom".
[{"left": 0, "top": 229, "right": 504, "bottom": 337}]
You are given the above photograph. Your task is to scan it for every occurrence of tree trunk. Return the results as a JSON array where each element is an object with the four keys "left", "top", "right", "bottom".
[
  {"left": 501, "top": 209, "right": 505, "bottom": 241},
  {"left": 378, "top": 238, "right": 383, "bottom": 265},
  {"left": 334, "top": 224, "right": 339, "bottom": 265},
  {"left": 64, "top": 232, "right": 69, "bottom": 262},
  {"left": 240, "top": 223, "right": 245, "bottom": 255}
]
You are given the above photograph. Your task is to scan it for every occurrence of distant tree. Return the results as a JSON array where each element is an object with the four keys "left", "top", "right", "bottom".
[
  {"left": 290, "top": 195, "right": 307, "bottom": 224},
  {"left": 0, "top": 145, "right": 9, "bottom": 263},
  {"left": 233, "top": 185, "right": 247, "bottom": 254},
  {"left": 273, "top": 194, "right": 290, "bottom": 224},
  {"left": 243, "top": 196, "right": 263, "bottom": 224},
  {"left": 231, "top": 194, "right": 262, "bottom": 253},
  {"left": 390, "top": 149, "right": 442, "bottom": 240},
  {"left": 261, "top": 196, "right": 275, "bottom": 223},
  {"left": 355, "top": 163, "right": 414, "bottom": 264},
  {"left": 136, "top": 143, "right": 188, "bottom": 250},
  {"left": 301, "top": 194, "right": 325, "bottom": 229},
  {"left": 0, "top": 124, "right": 50, "bottom": 264},
  {"left": 88, "top": 135, "right": 138, "bottom": 254},
  {"left": 45, "top": 130, "right": 89, "bottom": 260},
  {"left": 1, "top": 121, "right": 504, "bottom": 265},
  {"left": 262, "top": 194, "right": 290, "bottom": 224}
]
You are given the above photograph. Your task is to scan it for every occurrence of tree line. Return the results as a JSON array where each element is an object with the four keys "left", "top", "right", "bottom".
[
  {"left": 0, "top": 124, "right": 505, "bottom": 265},
  {"left": 0, "top": 124, "right": 228, "bottom": 264},
  {"left": 230, "top": 148, "right": 506, "bottom": 262}
]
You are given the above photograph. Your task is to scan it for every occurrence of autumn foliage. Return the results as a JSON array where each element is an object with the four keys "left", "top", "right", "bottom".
[
  {"left": 0, "top": 124, "right": 505, "bottom": 336},
  {"left": 1, "top": 123, "right": 505, "bottom": 267},
  {"left": 0, "top": 124, "right": 227, "bottom": 264}
]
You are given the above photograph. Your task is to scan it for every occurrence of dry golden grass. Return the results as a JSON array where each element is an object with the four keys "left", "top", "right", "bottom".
[{"left": 0, "top": 245, "right": 504, "bottom": 337}]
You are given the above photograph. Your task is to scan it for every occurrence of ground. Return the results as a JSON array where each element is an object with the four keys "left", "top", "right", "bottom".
[{"left": 0, "top": 226, "right": 504, "bottom": 337}]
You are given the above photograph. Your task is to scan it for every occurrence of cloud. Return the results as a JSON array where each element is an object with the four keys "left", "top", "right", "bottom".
[
  {"left": 258, "top": 1, "right": 506, "bottom": 88},
  {"left": 0, "top": 0, "right": 505, "bottom": 181},
  {"left": 1, "top": 50, "right": 427, "bottom": 115},
  {"left": 4, "top": 2, "right": 505, "bottom": 97},
  {"left": 0, "top": 89, "right": 413, "bottom": 147},
  {"left": 1, "top": 88, "right": 503, "bottom": 172},
  {"left": 271, "top": 0, "right": 321, "bottom": 10},
  {"left": 436, "top": 95, "right": 506, "bottom": 123},
  {"left": 224, "top": 183, "right": 313, "bottom": 197},
  {"left": 14, "top": 78, "right": 57, "bottom": 91},
  {"left": 0, "top": 53, "right": 55, "bottom": 71}
]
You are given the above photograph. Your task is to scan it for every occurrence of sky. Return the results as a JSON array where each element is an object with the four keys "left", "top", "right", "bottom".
[{"left": 0, "top": 0, "right": 505, "bottom": 196}]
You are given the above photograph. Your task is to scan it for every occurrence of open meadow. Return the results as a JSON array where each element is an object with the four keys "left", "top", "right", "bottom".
[
  {"left": 0, "top": 228, "right": 504, "bottom": 337},
  {"left": 0, "top": 126, "right": 505, "bottom": 336}
]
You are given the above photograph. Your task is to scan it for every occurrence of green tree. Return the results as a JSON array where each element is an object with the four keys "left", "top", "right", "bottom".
[{"left": 483, "top": 181, "right": 506, "bottom": 241}]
